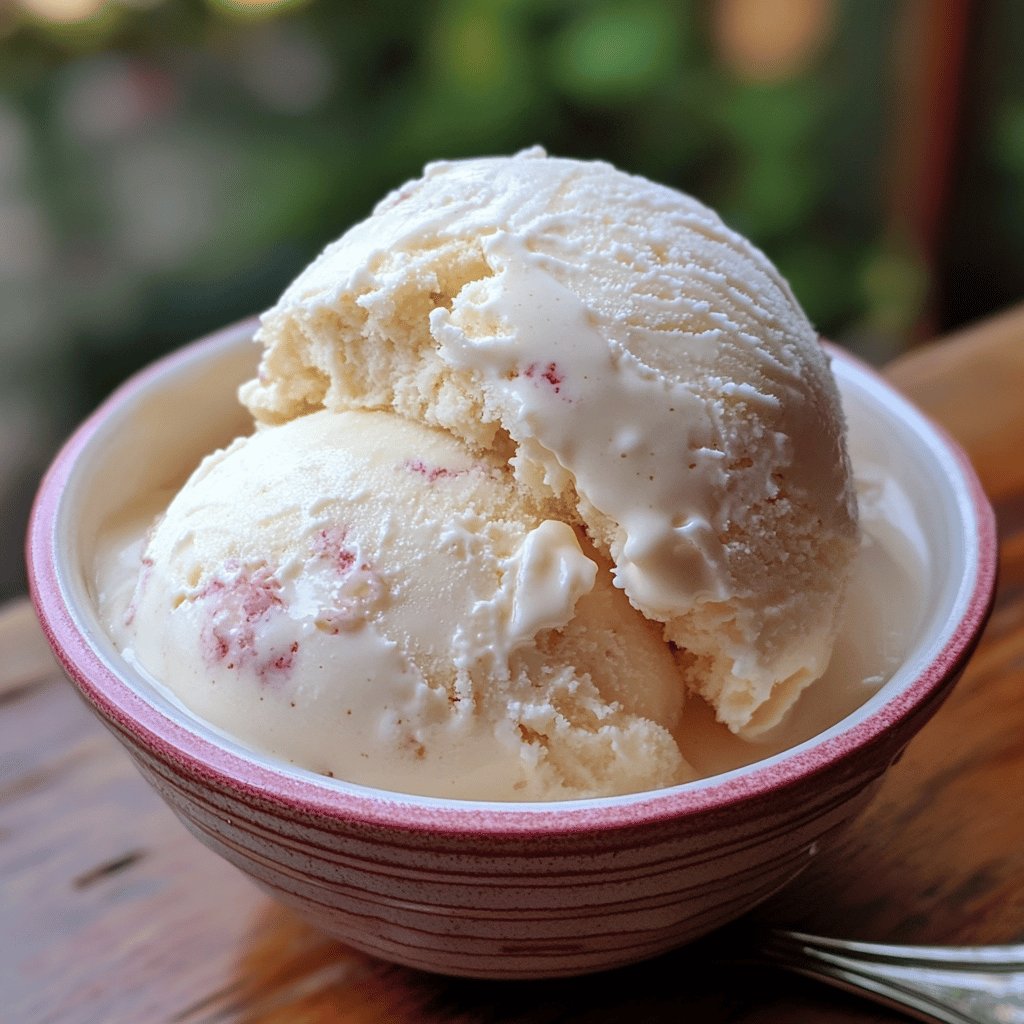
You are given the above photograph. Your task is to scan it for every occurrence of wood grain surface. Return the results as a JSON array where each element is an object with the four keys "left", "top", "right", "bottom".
[{"left": 4, "top": 307, "right": 1024, "bottom": 1023}]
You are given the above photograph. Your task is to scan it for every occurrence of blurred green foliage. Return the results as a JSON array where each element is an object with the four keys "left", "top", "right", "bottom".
[
  {"left": 2, "top": 0, "right": 1024, "bottom": 600},
  {"left": 0, "top": 0, "right": 894, "bottom": 402}
]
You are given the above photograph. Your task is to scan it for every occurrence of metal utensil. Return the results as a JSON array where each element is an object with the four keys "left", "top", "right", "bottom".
[{"left": 760, "top": 929, "right": 1024, "bottom": 1023}]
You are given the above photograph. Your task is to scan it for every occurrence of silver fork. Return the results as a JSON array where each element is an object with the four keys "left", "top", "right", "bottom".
[{"left": 759, "top": 929, "right": 1024, "bottom": 1023}]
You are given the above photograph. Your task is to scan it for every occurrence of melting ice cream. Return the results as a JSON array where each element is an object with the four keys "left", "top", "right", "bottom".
[{"left": 97, "top": 149, "right": 883, "bottom": 800}]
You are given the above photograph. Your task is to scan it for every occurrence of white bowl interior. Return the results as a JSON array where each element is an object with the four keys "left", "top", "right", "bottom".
[
  {"left": 53, "top": 325, "right": 983, "bottom": 808},
  {"left": 840, "top": 355, "right": 974, "bottom": 682}
]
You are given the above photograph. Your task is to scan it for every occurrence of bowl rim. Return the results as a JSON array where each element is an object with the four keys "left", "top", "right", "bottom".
[{"left": 26, "top": 317, "right": 998, "bottom": 837}]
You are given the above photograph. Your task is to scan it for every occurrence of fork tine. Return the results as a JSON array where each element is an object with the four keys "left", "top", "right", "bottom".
[
  {"left": 777, "top": 929, "right": 1024, "bottom": 972},
  {"left": 775, "top": 956, "right": 982, "bottom": 1024},
  {"left": 761, "top": 930, "right": 1024, "bottom": 1024}
]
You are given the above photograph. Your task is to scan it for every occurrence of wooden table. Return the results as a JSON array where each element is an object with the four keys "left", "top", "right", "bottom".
[{"left": 4, "top": 307, "right": 1024, "bottom": 1023}]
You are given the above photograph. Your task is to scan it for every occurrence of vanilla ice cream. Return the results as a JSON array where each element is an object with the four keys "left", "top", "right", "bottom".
[
  {"left": 113, "top": 408, "right": 690, "bottom": 799},
  {"left": 243, "top": 147, "right": 858, "bottom": 737},
  {"left": 100, "top": 148, "right": 863, "bottom": 800}
]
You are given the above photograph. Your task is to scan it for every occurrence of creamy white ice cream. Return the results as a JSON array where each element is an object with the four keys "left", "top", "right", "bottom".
[
  {"left": 243, "top": 148, "right": 859, "bottom": 736},
  {"left": 110, "top": 408, "right": 691, "bottom": 800},
  {"left": 99, "top": 149, "right": 868, "bottom": 800}
]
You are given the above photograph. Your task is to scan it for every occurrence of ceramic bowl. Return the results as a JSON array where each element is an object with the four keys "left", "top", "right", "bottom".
[{"left": 27, "top": 318, "right": 996, "bottom": 979}]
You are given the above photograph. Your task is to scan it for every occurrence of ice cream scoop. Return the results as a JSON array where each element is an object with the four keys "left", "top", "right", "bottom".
[
  {"left": 241, "top": 147, "right": 859, "bottom": 737},
  {"left": 114, "top": 408, "right": 691, "bottom": 800}
]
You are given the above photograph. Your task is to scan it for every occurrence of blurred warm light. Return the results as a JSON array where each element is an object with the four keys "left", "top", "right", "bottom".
[
  {"left": 713, "top": 0, "right": 836, "bottom": 81},
  {"left": 17, "top": 0, "right": 108, "bottom": 24}
]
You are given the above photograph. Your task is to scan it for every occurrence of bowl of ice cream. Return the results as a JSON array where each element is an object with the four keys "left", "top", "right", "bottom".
[{"left": 28, "top": 151, "right": 995, "bottom": 979}]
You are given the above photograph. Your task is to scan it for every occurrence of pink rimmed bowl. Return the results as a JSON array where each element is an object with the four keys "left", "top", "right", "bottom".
[{"left": 27, "top": 318, "right": 996, "bottom": 979}]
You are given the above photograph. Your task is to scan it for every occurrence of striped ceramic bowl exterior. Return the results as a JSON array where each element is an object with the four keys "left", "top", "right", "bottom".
[{"left": 28, "top": 321, "right": 997, "bottom": 979}]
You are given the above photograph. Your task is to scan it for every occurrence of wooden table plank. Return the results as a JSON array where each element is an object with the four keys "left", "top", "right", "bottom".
[
  {"left": 4, "top": 308, "right": 1024, "bottom": 1022},
  {"left": 886, "top": 302, "right": 1024, "bottom": 507}
]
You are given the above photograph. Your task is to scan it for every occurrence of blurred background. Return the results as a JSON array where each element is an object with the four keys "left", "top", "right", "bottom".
[{"left": 2, "top": 0, "right": 1023, "bottom": 602}]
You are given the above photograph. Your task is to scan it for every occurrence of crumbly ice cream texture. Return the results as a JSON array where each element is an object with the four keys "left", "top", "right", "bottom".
[
  {"left": 113, "top": 148, "right": 860, "bottom": 800},
  {"left": 124, "top": 408, "right": 690, "bottom": 799},
  {"left": 241, "top": 147, "right": 859, "bottom": 738}
]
